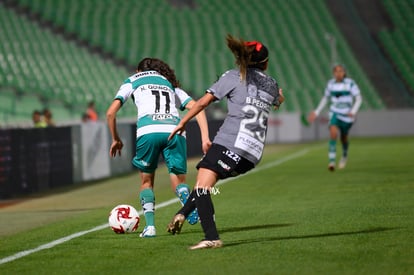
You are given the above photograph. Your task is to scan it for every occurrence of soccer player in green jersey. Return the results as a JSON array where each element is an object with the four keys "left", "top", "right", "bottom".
[
  {"left": 107, "top": 58, "right": 211, "bottom": 237},
  {"left": 308, "top": 64, "right": 362, "bottom": 171}
]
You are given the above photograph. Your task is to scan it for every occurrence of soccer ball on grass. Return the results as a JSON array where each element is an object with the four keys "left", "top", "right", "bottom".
[{"left": 108, "top": 204, "right": 140, "bottom": 234}]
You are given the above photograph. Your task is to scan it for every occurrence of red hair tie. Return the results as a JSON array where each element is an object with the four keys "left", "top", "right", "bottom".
[{"left": 245, "top": 41, "right": 263, "bottom": 52}]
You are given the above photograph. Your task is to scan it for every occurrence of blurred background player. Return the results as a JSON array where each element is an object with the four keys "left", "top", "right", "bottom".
[
  {"left": 167, "top": 35, "right": 284, "bottom": 249},
  {"left": 308, "top": 64, "right": 362, "bottom": 171},
  {"left": 106, "top": 57, "right": 211, "bottom": 238}
]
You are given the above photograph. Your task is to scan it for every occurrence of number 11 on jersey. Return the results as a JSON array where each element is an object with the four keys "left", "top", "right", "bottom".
[{"left": 151, "top": 90, "right": 170, "bottom": 113}]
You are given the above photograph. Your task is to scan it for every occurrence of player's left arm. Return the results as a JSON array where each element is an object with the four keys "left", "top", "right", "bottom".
[
  {"left": 185, "top": 100, "right": 212, "bottom": 154},
  {"left": 176, "top": 87, "right": 211, "bottom": 153},
  {"left": 273, "top": 88, "right": 285, "bottom": 110},
  {"left": 169, "top": 93, "right": 216, "bottom": 140},
  {"left": 349, "top": 81, "right": 362, "bottom": 117}
]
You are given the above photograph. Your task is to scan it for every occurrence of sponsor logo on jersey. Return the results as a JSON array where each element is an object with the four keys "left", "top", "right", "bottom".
[
  {"left": 152, "top": 114, "right": 174, "bottom": 120},
  {"left": 138, "top": 160, "right": 150, "bottom": 167},
  {"left": 223, "top": 150, "right": 241, "bottom": 164},
  {"left": 217, "top": 159, "right": 231, "bottom": 171},
  {"left": 136, "top": 71, "right": 159, "bottom": 78}
]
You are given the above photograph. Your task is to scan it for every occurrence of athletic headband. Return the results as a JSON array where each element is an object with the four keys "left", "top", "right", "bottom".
[
  {"left": 245, "top": 41, "right": 263, "bottom": 52},
  {"left": 245, "top": 40, "right": 269, "bottom": 65},
  {"left": 248, "top": 57, "right": 269, "bottom": 65}
]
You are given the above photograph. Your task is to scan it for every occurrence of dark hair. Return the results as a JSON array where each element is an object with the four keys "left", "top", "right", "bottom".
[
  {"left": 226, "top": 34, "right": 269, "bottom": 81},
  {"left": 137, "top": 58, "right": 180, "bottom": 87},
  {"left": 332, "top": 63, "right": 347, "bottom": 78}
]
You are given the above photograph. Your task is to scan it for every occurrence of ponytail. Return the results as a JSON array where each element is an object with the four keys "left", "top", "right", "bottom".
[
  {"left": 226, "top": 34, "right": 269, "bottom": 81},
  {"left": 226, "top": 34, "right": 254, "bottom": 81}
]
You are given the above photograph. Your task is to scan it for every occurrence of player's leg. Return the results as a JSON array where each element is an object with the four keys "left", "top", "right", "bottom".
[
  {"left": 328, "top": 113, "right": 339, "bottom": 171},
  {"left": 339, "top": 121, "right": 352, "bottom": 169},
  {"left": 170, "top": 174, "right": 189, "bottom": 200},
  {"left": 170, "top": 174, "right": 199, "bottom": 225},
  {"left": 168, "top": 144, "right": 253, "bottom": 249},
  {"left": 139, "top": 172, "right": 156, "bottom": 237},
  {"left": 187, "top": 151, "right": 254, "bottom": 250},
  {"left": 132, "top": 134, "right": 161, "bottom": 237},
  {"left": 187, "top": 168, "right": 222, "bottom": 250},
  {"left": 163, "top": 134, "right": 199, "bottom": 225},
  {"left": 328, "top": 125, "right": 339, "bottom": 171}
]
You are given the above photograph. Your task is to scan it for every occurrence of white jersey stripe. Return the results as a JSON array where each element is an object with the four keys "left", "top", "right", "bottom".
[{"left": 136, "top": 124, "right": 185, "bottom": 138}]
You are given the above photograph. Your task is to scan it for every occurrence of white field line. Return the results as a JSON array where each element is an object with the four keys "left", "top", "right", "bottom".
[{"left": 0, "top": 148, "right": 309, "bottom": 265}]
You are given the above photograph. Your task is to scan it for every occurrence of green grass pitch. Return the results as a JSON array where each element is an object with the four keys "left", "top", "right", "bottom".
[{"left": 0, "top": 137, "right": 413, "bottom": 274}]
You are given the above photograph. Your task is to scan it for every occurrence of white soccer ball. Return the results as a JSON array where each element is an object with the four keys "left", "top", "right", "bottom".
[{"left": 108, "top": 204, "right": 140, "bottom": 234}]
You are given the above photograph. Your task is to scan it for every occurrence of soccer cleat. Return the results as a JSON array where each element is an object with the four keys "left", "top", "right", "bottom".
[
  {"left": 338, "top": 157, "right": 347, "bottom": 169},
  {"left": 328, "top": 162, "right": 335, "bottom": 172},
  {"left": 167, "top": 214, "right": 185, "bottom": 235},
  {"left": 189, "top": 240, "right": 223, "bottom": 250},
  {"left": 186, "top": 209, "right": 199, "bottom": 225},
  {"left": 178, "top": 190, "right": 199, "bottom": 225},
  {"left": 139, "top": 226, "right": 156, "bottom": 238}
]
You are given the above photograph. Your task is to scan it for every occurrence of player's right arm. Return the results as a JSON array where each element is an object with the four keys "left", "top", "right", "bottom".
[
  {"left": 308, "top": 83, "right": 330, "bottom": 123},
  {"left": 106, "top": 100, "right": 123, "bottom": 157},
  {"left": 185, "top": 100, "right": 211, "bottom": 154},
  {"left": 106, "top": 80, "right": 134, "bottom": 157},
  {"left": 308, "top": 96, "right": 328, "bottom": 123}
]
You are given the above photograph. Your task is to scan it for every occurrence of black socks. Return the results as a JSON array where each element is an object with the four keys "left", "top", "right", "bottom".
[
  {"left": 178, "top": 190, "right": 197, "bottom": 217},
  {"left": 177, "top": 189, "right": 219, "bottom": 240},
  {"left": 194, "top": 189, "right": 219, "bottom": 240}
]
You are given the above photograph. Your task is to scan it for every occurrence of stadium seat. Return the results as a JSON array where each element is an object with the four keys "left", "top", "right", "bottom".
[
  {"left": 3, "top": 0, "right": 387, "bottom": 124},
  {"left": 0, "top": 3, "right": 131, "bottom": 123},
  {"left": 379, "top": 0, "right": 414, "bottom": 91}
]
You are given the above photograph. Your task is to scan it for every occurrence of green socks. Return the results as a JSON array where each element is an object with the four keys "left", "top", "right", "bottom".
[
  {"left": 329, "top": 139, "right": 337, "bottom": 163},
  {"left": 139, "top": 184, "right": 190, "bottom": 227},
  {"left": 175, "top": 183, "right": 190, "bottom": 204},
  {"left": 342, "top": 141, "right": 349, "bottom": 157},
  {"left": 140, "top": 188, "right": 155, "bottom": 226}
]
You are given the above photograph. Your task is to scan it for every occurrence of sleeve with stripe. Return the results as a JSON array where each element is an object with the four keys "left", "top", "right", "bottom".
[{"left": 114, "top": 79, "right": 134, "bottom": 106}]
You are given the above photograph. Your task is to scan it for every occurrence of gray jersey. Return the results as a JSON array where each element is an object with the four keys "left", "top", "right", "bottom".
[{"left": 207, "top": 68, "right": 280, "bottom": 165}]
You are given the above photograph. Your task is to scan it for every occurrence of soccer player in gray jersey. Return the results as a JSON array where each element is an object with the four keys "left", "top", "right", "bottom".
[
  {"left": 166, "top": 35, "right": 284, "bottom": 250},
  {"left": 308, "top": 64, "right": 362, "bottom": 171}
]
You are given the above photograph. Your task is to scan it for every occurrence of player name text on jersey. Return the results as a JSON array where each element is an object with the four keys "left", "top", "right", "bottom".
[{"left": 246, "top": 97, "right": 270, "bottom": 110}]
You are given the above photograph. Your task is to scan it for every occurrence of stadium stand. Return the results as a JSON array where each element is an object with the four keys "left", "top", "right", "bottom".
[
  {"left": 379, "top": 0, "right": 414, "bottom": 92},
  {"left": 0, "top": 3, "right": 129, "bottom": 124},
  {"left": 1, "top": 0, "right": 385, "bottom": 124}
]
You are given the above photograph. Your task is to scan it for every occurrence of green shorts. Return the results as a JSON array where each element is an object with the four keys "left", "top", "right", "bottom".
[
  {"left": 132, "top": 133, "right": 187, "bottom": 175},
  {"left": 329, "top": 112, "right": 353, "bottom": 135}
]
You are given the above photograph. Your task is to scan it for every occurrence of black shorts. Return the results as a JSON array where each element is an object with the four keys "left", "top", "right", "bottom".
[{"left": 197, "top": 143, "right": 255, "bottom": 180}]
